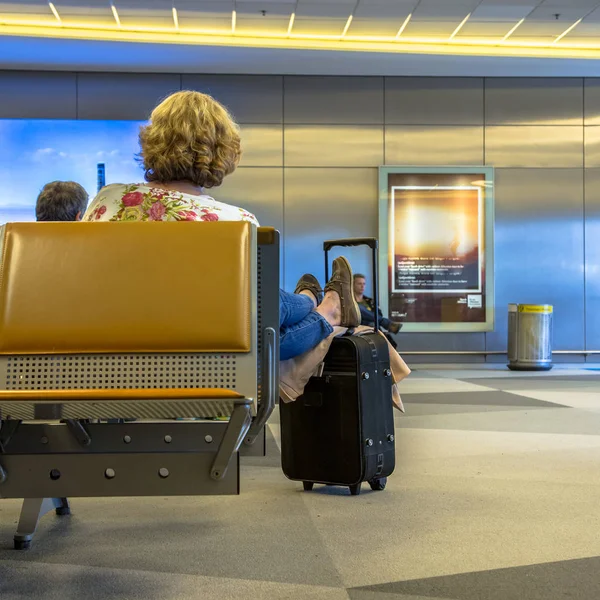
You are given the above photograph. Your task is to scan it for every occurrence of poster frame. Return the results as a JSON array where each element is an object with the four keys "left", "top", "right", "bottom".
[{"left": 378, "top": 166, "right": 495, "bottom": 333}]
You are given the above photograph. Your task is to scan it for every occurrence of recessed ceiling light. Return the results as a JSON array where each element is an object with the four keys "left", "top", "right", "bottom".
[
  {"left": 48, "top": 2, "right": 61, "bottom": 24},
  {"left": 449, "top": 13, "right": 471, "bottom": 41},
  {"left": 554, "top": 18, "right": 582, "bottom": 44},
  {"left": 341, "top": 15, "right": 353, "bottom": 38},
  {"left": 110, "top": 3, "right": 121, "bottom": 27},
  {"left": 395, "top": 13, "right": 412, "bottom": 40}
]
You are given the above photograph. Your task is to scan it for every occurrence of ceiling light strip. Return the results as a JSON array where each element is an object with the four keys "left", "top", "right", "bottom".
[
  {"left": 3, "top": 14, "right": 600, "bottom": 54},
  {"left": 172, "top": 7, "right": 179, "bottom": 30},
  {"left": 287, "top": 12, "right": 295, "bottom": 36},
  {"left": 502, "top": 18, "right": 524, "bottom": 42},
  {"left": 395, "top": 13, "right": 412, "bottom": 40},
  {"left": 232, "top": 10, "right": 236, "bottom": 33},
  {"left": 554, "top": 18, "right": 583, "bottom": 44},
  {"left": 341, "top": 14, "right": 353, "bottom": 38},
  {"left": 48, "top": 2, "right": 61, "bottom": 24},
  {"left": 110, "top": 3, "right": 121, "bottom": 27},
  {"left": 449, "top": 13, "right": 471, "bottom": 41}
]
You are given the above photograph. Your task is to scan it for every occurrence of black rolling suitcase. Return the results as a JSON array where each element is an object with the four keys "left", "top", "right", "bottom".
[{"left": 280, "top": 237, "right": 395, "bottom": 496}]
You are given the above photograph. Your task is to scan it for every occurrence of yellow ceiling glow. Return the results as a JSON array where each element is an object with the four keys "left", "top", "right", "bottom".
[{"left": 1, "top": 12, "right": 600, "bottom": 59}]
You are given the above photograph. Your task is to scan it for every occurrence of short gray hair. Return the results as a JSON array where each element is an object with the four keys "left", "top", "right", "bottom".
[{"left": 36, "top": 181, "right": 89, "bottom": 222}]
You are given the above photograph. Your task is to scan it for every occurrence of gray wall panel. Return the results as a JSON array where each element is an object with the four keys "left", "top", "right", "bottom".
[
  {"left": 485, "top": 126, "right": 583, "bottom": 168},
  {"left": 215, "top": 167, "right": 283, "bottom": 232},
  {"left": 216, "top": 167, "right": 284, "bottom": 282},
  {"left": 584, "top": 169, "right": 600, "bottom": 351},
  {"left": 240, "top": 125, "right": 283, "bottom": 167},
  {"left": 584, "top": 79, "right": 600, "bottom": 126},
  {"left": 182, "top": 75, "right": 283, "bottom": 124},
  {"left": 385, "top": 77, "right": 484, "bottom": 125},
  {"left": 284, "top": 125, "right": 383, "bottom": 167},
  {"left": 77, "top": 73, "right": 181, "bottom": 120},
  {"left": 554, "top": 355, "right": 586, "bottom": 364},
  {"left": 283, "top": 168, "right": 378, "bottom": 291},
  {"left": 396, "top": 333, "right": 485, "bottom": 353},
  {"left": 485, "top": 78, "right": 583, "bottom": 126},
  {"left": 0, "top": 70, "right": 594, "bottom": 359},
  {"left": 0, "top": 71, "right": 76, "bottom": 119},
  {"left": 486, "top": 168, "right": 584, "bottom": 351},
  {"left": 385, "top": 125, "right": 484, "bottom": 165},
  {"left": 403, "top": 355, "right": 485, "bottom": 364},
  {"left": 585, "top": 126, "right": 600, "bottom": 168},
  {"left": 284, "top": 76, "right": 384, "bottom": 124}
]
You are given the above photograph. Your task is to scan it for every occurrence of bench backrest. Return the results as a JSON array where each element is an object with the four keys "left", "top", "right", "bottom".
[
  {"left": 0, "top": 221, "right": 252, "bottom": 354},
  {"left": 0, "top": 222, "right": 266, "bottom": 413}
]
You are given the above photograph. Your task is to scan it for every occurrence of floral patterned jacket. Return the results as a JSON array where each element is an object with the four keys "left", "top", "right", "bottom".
[{"left": 83, "top": 183, "right": 259, "bottom": 225}]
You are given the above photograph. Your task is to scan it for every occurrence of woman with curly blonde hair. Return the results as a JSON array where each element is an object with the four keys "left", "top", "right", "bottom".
[
  {"left": 83, "top": 90, "right": 361, "bottom": 359},
  {"left": 84, "top": 90, "right": 256, "bottom": 224}
]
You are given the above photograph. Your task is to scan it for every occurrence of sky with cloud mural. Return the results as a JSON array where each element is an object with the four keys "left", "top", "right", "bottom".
[{"left": 0, "top": 120, "right": 144, "bottom": 223}]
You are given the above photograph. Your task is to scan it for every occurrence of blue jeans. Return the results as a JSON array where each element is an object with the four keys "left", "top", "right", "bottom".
[{"left": 279, "top": 290, "right": 333, "bottom": 361}]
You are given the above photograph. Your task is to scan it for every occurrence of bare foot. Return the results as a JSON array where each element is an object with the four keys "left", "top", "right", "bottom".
[
  {"left": 316, "top": 291, "right": 342, "bottom": 327},
  {"left": 299, "top": 289, "right": 318, "bottom": 308}
]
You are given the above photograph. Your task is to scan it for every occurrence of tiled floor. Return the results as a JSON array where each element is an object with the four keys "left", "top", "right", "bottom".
[{"left": 1, "top": 364, "right": 600, "bottom": 599}]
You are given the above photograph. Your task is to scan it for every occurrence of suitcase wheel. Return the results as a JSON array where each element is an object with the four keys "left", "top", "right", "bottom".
[
  {"left": 303, "top": 481, "right": 314, "bottom": 491},
  {"left": 369, "top": 477, "right": 387, "bottom": 491},
  {"left": 349, "top": 484, "right": 362, "bottom": 496}
]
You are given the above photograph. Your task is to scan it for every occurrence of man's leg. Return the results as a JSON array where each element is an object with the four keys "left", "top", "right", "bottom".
[
  {"left": 359, "top": 304, "right": 375, "bottom": 326},
  {"left": 380, "top": 316, "right": 393, "bottom": 330},
  {"left": 359, "top": 304, "right": 393, "bottom": 330}
]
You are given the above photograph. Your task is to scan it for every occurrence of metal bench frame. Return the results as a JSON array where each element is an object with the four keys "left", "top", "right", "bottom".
[{"left": 0, "top": 226, "right": 280, "bottom": 549}]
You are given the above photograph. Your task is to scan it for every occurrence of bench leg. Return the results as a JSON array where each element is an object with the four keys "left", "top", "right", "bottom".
[
  {"left": 55, "top": 497, "right": 71, "bottom": 516},
  {"left": 14, "top": 497, "right": 70, "bottom": 550},
  {"left": 210, "top": 402, "right": 252, "bottom": 480}
]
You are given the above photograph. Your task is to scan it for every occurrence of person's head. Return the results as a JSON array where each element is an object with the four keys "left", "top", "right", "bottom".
[
  {"left": 139, "top": 90, "right": 241, "bottom": 189},
  {"left": 35, "top": 181, "right": 89, "bottom": 222},
  {"left": 353, "top": 273, "right": 366, "bottom": 297}
]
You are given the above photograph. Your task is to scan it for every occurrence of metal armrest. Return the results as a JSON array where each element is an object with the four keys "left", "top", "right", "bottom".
[{"left": 245, "top": 327, "right": 277, "bottom": 445}]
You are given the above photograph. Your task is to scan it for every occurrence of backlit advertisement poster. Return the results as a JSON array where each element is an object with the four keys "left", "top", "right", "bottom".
[{"left": 378, "top": 167, "right": 494, "bottom": 332}]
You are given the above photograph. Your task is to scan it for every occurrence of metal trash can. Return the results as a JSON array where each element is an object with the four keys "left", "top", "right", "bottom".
[{"left": 508, "top": 304, "right": 553, "bottom": 371}]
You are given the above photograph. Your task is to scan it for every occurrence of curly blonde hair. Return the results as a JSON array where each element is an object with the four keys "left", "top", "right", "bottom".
[{"left": 139, "top": 91, "right": 241, "bottom": 189}]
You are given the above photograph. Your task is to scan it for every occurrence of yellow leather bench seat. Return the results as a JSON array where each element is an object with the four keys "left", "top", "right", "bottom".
[
  {"left": 0, "top": 388, "right": 244, "bottom": 402},
  {"left": 0, "top": 221, "right": 252, "bottom": 355}
]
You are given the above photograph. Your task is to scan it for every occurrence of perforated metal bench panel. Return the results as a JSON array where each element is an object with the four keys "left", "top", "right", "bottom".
[
  {"left": 1, "top": 354, "right": 239, "bottom": 391},
  {"left": 0, "top": 352, "right": 259, "bottom": 420}
]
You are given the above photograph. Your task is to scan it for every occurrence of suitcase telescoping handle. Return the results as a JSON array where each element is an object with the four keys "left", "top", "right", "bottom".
[{"left": 323, "top": 237, "right": 379, "bottom": 333}]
